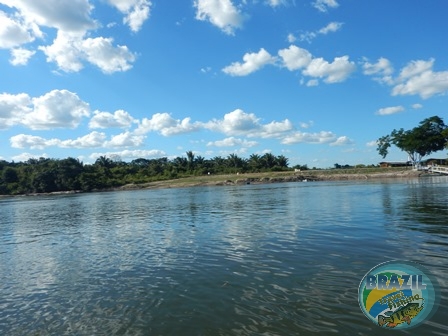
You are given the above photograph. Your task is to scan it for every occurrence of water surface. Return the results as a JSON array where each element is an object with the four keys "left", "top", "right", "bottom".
[{"left": 1, "top": 178, "right": 447, "bottom": 335}]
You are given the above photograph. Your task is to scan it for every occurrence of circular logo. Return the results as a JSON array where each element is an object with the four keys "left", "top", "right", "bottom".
[{"left": 358, "top": 260, "right": 440, "bottom": 330}]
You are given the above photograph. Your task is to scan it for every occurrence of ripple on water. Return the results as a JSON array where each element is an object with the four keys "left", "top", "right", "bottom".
[{"left": 1, "top": 181, "right": 448, "bottom": 335}]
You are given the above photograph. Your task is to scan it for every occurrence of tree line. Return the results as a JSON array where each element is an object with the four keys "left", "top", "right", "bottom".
[{"left": 0, "top": 152, "right": 305, "bottom": 195}]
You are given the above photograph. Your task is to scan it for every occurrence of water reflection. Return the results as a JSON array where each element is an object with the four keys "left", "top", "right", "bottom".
[{"left": 0, "top": 180, "right": 447, "bottom": 335}]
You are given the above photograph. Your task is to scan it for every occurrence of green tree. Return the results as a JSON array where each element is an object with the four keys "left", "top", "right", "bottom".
[{"left": 377, "top": 116, "right": 448, "bottom": 166}]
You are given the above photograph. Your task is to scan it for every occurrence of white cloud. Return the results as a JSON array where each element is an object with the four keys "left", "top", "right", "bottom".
[
  {"left": 330, "top": 136, "right": 354, "bottom": 146},
  {"left": 397, "top": 59, "right": 434, "bottom": 81},
  {"left": 89, "top": 149, "right": 166, "bottom": 161},
  {"left": 0, "top": 92, "right": 31, "bottom": 129},
  {"left": 104, "top": 131, "right": 145, "bottom": 148},
  {"left": 299, "top": 121, "right": 314, "bottom": 128},
  {"left": 10, "top": 132, "right": 107, "bottom": 149},
  {"left": 39, "top": 32, "right": 136, "bottom": 73},
  {"left": 267, "top": 0, "right": 286, "bottom": 7},
  {"left": 11, "top": 152, "right": 48, "bottom": 162},
  {"left": 375, "top": 105, "right": 405, "bottom": 116},
  {"left": 362, "top": 57, "right": 394, "bottom": 84},
  {"left": 10, "top": 130, "right": 146, "bottom": 150},
  {"left": 207, "top": 137, "right": 258, "bottom": 147},
  {"left": 204, "top": 109, "right": 260, "bottom": 135},
  {"left": 411, "top": 103, "right": 423, "bottom": 109},
  {"left": 194, "top": 0, "right": 245, "bottom": 35},
  {"left": 136, "top": 112, "right": 200, "bottom": 136},
  {"left": 89, "top": 109, "right": 136, "bottom": 129},
  {"left": 204, "top": 109, "right": 293, "bottom": 138},
  {"left": 303, "top": 55, "right": 356, "bottom": 83},
  {"left": 260, "top": 119, "right": 294, "bottom": 138},
  {"left": 10, "top": 134, "right": 57, "bottom": 149},
  {"left": 318, "top": 22, "right": 343, "bottom": 34},
  {"left": 106, "top": 0, "right": 151, "bottom": 32},
  {"left": 22, "top": 89, "right": 90, "bottom": 130},
  {"left": 0, "top": 10, "right": 38, "bottom": 48},
  {"left": 1, "top": 90, "right": 91, "bottom": 130},
  {"left": 306, "top": 79, "right": 319, "bottom": 86},
  {"left": 313, "top": 0, "right": 339, "bottom": 12},
  {"left": 391, "top": 59, "right": 448, "bottom": 99},
  {"left": 287, "top": 33, "right": 296, "bottom": 43},
  {"left": 366, "top": 140, "right": 377, "bottom": 147},
  {"left": 60, "top": 131, "right": 107, "bottom": 148},
  {"left": 281, "top": 131, "right": 337, "bottom": 144},
  {"left": 278, "top": 45, "right": 312, "bottom": 71},
  {"left": 222, "top": 48, "right": 276, "bottom": 76},
  {"left": 9, "top": 48, "right": 35, "bottom": 65},
  {"left": 1, "top": 0, "right": 96, "bottom": 33}
]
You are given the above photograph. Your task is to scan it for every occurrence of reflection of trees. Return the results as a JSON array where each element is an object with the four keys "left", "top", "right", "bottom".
[{"left": 396, "top": 179, "right": 448, "bottom": 234}]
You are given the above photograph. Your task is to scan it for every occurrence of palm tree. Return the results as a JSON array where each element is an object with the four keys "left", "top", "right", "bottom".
[
  {"left": 261, "top": 153, "right": 276, "bottom": 169},
  {"left": 248, "top": 154, "right": 263, "bottom": 171},
  {"left": 276, "top": 155, "right": 289, "bottom": 168}
]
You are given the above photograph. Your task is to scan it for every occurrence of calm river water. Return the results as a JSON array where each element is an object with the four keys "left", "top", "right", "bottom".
[{"left": 1, "top": 177, "right": 447, "bottom": 335}]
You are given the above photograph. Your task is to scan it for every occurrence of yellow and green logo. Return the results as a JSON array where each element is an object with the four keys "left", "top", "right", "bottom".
[{"left": 358, "top": 260, "right": 440, "bottom": 329}]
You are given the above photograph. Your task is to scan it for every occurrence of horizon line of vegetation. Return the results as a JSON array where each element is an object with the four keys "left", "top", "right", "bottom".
[{"left": 1, "top": 151, "right": 378, "bottom": 195}]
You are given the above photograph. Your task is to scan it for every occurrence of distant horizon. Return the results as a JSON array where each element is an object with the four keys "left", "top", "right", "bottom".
[{"left": 1, "top": 1, "right": 448, "bottom": 168}]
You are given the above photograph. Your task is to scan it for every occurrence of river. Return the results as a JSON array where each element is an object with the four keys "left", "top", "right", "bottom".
[{"left": 0, "top": 177, "right": 447, "bottom": 335}]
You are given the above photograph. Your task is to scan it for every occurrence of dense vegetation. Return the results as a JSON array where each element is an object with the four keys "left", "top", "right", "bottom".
[
  {"left": 377, "top": 116, "right": 448, "bottom": 166},
  {"left": 0, "top": 152, "right": 305, "bottom": 195}
]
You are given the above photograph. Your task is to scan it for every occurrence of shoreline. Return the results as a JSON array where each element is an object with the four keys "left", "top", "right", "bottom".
[{"left": 0, "top": 168, "right": 440, "bottom": 198}]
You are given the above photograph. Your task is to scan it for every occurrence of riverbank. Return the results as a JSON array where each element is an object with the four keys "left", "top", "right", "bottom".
[
  {"left": 115, "top": 167, "right": 423, "bottom": 191},
  {"left": 0, "top": 168, "right": 431, "bottom": 198}
]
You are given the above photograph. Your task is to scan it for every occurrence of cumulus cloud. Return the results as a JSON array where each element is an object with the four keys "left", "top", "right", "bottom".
[
  {"left": 39, "top": 31, "right": 136, "bottom": 73},
  {"left": 104, "top": 131, "right": 145, "bottom": 148},
  {"left": 0, "top": 92, "right": 32, "bottom": 129},
  {"left": 207, "top": 137, "right": 258, "bottom": 147},
  {"left": 2, "top": 0, "right": 138, "bottom": 73},
  {"left": 278, "top": 45, "right": 355, "bottom": 84},
  {"left": 10, "top": 132, "right": 106, "bottom": 149},
  {"left": 319, "top": 22, "right": 343, "bottom": 34},
  {"left": 278, "top": 45, "right": 312, "bottom": 71},
  {"left": 0, "top": 10, "right": 40, "bottom": 49},
  {"left": 1, "top": 0, "right": 95, "bottom": 33},
  {"left": 411, "top": 103, "right": 423, "bottom": 109},
  {"left": 366, "top": 140, "right": 377, "bottom": 147},
  {"left": 281, "top": 130, "right": 337, "bottom": 145},
  {"left": 362, "top": 57, "right": 394, "bottom": 84},
  {"left": 89, "top": 109, "right": 136, "bottom": 129},
  {"left": 392, "top": 59, "right": 448, "bottom": 99},
  {"left": 303, "top": 55, "right": 356, "bottom": 83},
  {"left": 106, "top": 0, "right": 151, "bottom": 32},
  {"left": 10, "top": 130, "right": 145, "bottom": 149},
  {"left": 194, "top": 0, "right": 245, "bottom": 35},
  {"left": 330, "top": 136, "right": 354, "bottom": 146},
  {"left": 297, "top": 21, "right": 343, "bottom": 43},
  {"left": 222, "top": 48, "right": 276, "bottom": 76},
  {"left": 313, "top": 0, "right": 339, "bottom": 12},
  {"left": 23, "top": 90, "right": 90, "bottom": 129},
  {"left": 136, "top": 112, "right": 200, "bottom": 136},
  {"left": 0, "top": 90, "right": 91, "bottom": 130},
  {"left": 60, "top": 131, "right": 107, "bottom": 148},
  {"left": 204, "top": 109, "right": 293, "bottom": 138},
  {"left": 9, "top": 48, "right": 35, "bottom": 65},
  {"left": 11, "top": 152, "right": 48, "bottom": 162},
  {"left": 375, "top": 105, "right": 405, "bottom": 116}
]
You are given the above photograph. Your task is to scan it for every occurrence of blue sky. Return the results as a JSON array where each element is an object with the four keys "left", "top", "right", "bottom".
[{"left": 1, "top": 0, "right": 447, "bottom": 168}]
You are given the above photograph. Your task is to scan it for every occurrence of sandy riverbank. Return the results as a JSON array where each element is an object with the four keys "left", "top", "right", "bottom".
[
  {"left": 114, "top": 168, "right": 424, "bottom": 191},
  {"left": 0, "top": 168, "right": 433, "bottom": 198}
]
